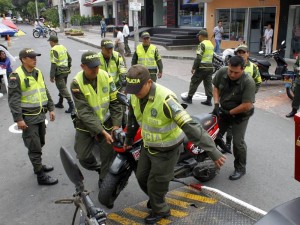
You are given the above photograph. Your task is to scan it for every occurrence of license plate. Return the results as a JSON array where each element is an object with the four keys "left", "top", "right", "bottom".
[{"left": 132, "top": 149, "right": 140, "bottom": 161}]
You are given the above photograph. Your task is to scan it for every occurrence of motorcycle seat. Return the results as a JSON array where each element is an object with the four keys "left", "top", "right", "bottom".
[
  {"left": 257, "top": 60, "right": 271, "bottom": 67},
  {"left": 254, "top": 197, "right": 300, "bottom": 225},
  {"left": 191, "top": 114, "right": 215, "bottom": 131}
]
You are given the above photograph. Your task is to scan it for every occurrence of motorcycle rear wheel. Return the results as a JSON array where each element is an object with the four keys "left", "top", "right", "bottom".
[
  {"left": 33, "top": 30, "right": 40, "bottom": 38},
  {"left": 98, "top": 169, "right": 133, "bottom": 208},
  {"left": 286, "top": 86, "right": 294, "bottom": 100},
  {"left": 193, "top": 159, "right": 217, "bottom": 182}
]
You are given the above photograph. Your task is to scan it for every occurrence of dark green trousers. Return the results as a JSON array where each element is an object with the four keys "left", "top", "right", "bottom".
[
  {"left": 292, "top": 82, "right": 300, "bottom": 110},
  {"left": 136, "top": 145, "right": 180, "bottom": 213},
  {"left": 188, "top": 68, "right": 213, "bottom": 97},
  {"left": 55, "top": 76, "right": 72, "bottom": 102},
  {"left": 74, "top": 130, "right": 116, "bottom": 179},
  {"left": 22, "top": 122, "right": 46, "bottom": 173},
  {"left": 218, "top": 117, "right": 249, "bottom": 171}
]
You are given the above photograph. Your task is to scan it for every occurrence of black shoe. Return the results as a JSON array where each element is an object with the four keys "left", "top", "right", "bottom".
[
  {"left": 146, "top": 200, "right": 152, "bottom": 209},
  {"left": 229, "top": 170, "right": 246, "bottom": 180},
  {"left": 144, "top": 210, "right": 171, "bottom": 224},
  {"left": 65, "top": 101, "right": 75, "bottom": 114},
  {"left": 201, "top": 100, "right": 212, "bottom": 106},
  {"left": 55, "top": 103, "right": 64, "bottom": 108},
  {"left": 34, "top": 165, "right": 54, "bottom": 174},
  {"left": 37, "top": 173, "right": 58, "bottom": 185},
  {"left": 181, "top": 96, "right": 192, "bottom": 104},
  {"left": 286, "top": 109, "right": 297, "bottom": 118}
]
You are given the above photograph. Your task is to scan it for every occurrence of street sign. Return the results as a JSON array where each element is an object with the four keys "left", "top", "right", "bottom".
[{"left": 129, "top": 2, "right": 141, "bottom": 11}]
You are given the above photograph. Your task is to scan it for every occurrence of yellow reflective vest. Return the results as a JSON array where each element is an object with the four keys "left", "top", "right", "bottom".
[
  {"left": 136, "top": 44, "right": 158, "bottom": 70},
  {"left": 244, "top": 61, "right": 262, "bottom": 85},
  {"left": 99, "top": 51, "right": 126, "bottom": 88},
  {"left": 131, "top": 83, "right": 185, "bottom": 149},
  {"left": 196, "top": 40, "right": 214, "bottom": 63},
  {"left": 74, "top": 70, "right": 117, "bottom": 123},
  {"left": 17, "top": 66, "right": 48, "bottom": 115}
]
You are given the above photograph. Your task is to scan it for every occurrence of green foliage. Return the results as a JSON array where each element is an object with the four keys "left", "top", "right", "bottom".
[
  {"left": 41, "top": 8, "right": 58, "bottom": 27},
  {"left": 0, "top": 0, "right": 13, "bottom": 14},
  {"left": 26, "top": 1, "right": 45, "bottom": 20},
  {"left": 70, "top": 14, "right": 102, "bottom": 26}
]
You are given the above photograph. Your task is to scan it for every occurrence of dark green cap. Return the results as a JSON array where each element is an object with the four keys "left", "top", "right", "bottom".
[
  {"left": 81, "top": 51, "right": 100, "bottom": 68},
  {"left": 196, "top": 30, "right": 208, "bottom": 37},
  {"left": 141, "top": 32, "right": 150, "bottom": 38},
  {"left": 47, "top": 35, "right": 58, "bottom": 42},
  {"left": 101, "top": 39, "right": 114, "bottom": 48}
]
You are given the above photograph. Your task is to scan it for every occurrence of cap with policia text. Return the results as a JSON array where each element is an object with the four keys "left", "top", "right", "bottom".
[
  {"left": 141, "top": 32, "right": 150, "bottom": 38},
  {"left": 81, "top": 51, "right": 100, "bottom": 68},
  {"left": 196, "top": 30, "right": 208, "bottom": 37},
  {"left": 47, "top": 35, "right": 58, "bottom": 42},
  {"left": 101, "top": 39, "right": 114, "bottom": 48},
  {"left": 125, "top": 65, "right": 151, "bottom": 94},
  {"left": 19, "top": 48, "right": 41, "bottom": 58},
  {"left": 234, "top": 44, "right": 249, "bottom": 54}
]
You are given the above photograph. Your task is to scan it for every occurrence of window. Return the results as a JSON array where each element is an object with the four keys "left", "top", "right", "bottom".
[{"left": 216, "top": 8, "right": 247, "bottom": 41}]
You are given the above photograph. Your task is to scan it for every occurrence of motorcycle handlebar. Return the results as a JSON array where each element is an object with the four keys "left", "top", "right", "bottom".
[
  {"left": 82, "top": 192, "right": 107, "bottom": 224},
  {"left": 113, "top": 128, "right": 126, "bottom": 144}
]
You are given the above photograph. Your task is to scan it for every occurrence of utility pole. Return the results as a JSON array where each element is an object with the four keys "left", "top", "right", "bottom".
[
  {"left": 35, "top": 0, "right": 39, "bottom": 19},
  {"left": 58, "top": 0, "right": 64, "bottom": 32},
  {"left": 133, "top": 0, "right": 139, "bottom": 49}
]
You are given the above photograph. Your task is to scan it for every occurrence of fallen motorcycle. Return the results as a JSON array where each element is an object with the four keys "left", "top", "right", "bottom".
[
  {"left": 55, "top": 147, "right": 107, "bottom": 225},
  {"left": 98, "top": 93, "right": 230, "bottom": 209}
]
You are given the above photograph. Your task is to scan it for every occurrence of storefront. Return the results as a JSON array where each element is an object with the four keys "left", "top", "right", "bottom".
[
  {"left": 178, "top": 0, "right": 205, "bottom": 28},
  {"left": 206, "top": 0, "right": 280, "bottom": 53}
]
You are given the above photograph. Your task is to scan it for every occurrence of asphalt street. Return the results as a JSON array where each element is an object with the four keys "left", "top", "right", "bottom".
[{"left": 0, "top": 25, "right": 298, "bottom": 224}]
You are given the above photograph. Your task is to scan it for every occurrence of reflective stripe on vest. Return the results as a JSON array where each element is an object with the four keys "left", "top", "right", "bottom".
[
  {"left": 198, "top": 40, "right": 214, "bottom": 63},
  {"left": 136, "top": 44, "right": 157, "bottom": 70},
  {"left": 17, "top": 66, "right": 48, "bottom": 114},
  {"left": 50, "top": 45, "right": 69, "bottom": 67},
  {"left": 131, "top": 84, "right": 184, "bottom": 148},
  {"left": 74, "top": 70, "right": 112, "bottom": 123}
]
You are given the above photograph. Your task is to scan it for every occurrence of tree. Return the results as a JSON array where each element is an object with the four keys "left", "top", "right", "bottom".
[
  {"left": 26, "top": 1, "right": 45, "bottom": 20},
  {"left": 0, "top": 0, "right": 13, "bottom": 15}
]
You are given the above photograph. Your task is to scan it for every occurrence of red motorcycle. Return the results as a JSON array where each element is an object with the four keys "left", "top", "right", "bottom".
[{"left": 98, "top": 100, "right": 230, "bottom": 208}]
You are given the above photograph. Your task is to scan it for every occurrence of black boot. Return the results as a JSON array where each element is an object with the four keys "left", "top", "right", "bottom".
[
  {"left": 181, "top": 95, "right": 193, "bottom": 104},
  {"left": 55, "top": 96, "right": 64, "bottom": 108},
  {"left": 34, "top": 165, "right": 54, "bottom": 174},
  {"left": 201, "top": 96, "right": 212, "bottom": 106},
  {"left": 286, "top": 108, "right": 297, "bottom": 118},
  {"left": 65, "top": 101, "right": 75, "bottom": 114},
  {"left": 36, "top": 170, "right": 58, "bottom": 185}
]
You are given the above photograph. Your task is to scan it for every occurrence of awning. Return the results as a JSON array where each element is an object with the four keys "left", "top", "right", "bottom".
[
  {"left": 92, "top": 0, "right": 111, "bottom": 6},
  {"left": 0, "top": 23, "right": 17, "bottom": 36}
]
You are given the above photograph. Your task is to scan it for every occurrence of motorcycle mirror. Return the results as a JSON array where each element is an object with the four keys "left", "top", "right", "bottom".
[
  {"left": 181, "top": 103, "right": 188, "bottom": 109},
  {"left": 117, "top": 92, "right": 129, "bottom": 106},
  {"left": 258, "top": 51, "right": 264, "bottom": 54},
  {"left": 60, "top": 147, "right": 84, "bottom": 191}
]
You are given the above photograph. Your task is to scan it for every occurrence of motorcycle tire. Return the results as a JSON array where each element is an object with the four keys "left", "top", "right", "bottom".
[
  {"left": 98, "top": 168, "right": 133, "bottom": 209},
  {"left": 49, "top": 30, "right": 57, "bottom": 36},
  {"left": 192, "top": 159, "right": 217, "bottom": 182},
  {"left": 33, "top": 30, "right": 40, "bottom": 38},
  {"left": 286, "top": 86, "right": 294, "bottom": 100}
]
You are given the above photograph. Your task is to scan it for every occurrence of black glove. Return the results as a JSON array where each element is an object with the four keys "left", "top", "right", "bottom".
[
  {"left": 212, "top": 104, "right": 220, "bottom": 117},
  {"left": 219, "top": 107, "right": 231, "bottom": 117}
]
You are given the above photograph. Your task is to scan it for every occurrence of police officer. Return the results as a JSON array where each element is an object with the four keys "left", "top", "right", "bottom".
[
  {"left": 181, "top": 30, "right": 214, "bottom": 105},
  {"left": 125, "top": 65, "right": 226, "bottom": 224},
  {"left": 286, "top": 54, "right": 300, "bottom": 117},
  {"left": 48, "top": 35, "right": 74, "bottom": 113},
  {"left": 99, "top": 38, "right": 127, "bottom": 126},
  {"left": 70, "top": 51, "right": 122, "bottom": 187},
  {"left": 212, "top": 56, "right": 255, "bottom": 180},
  {"left": 8, "top": 48, "right": 58, "bottom": 185},
  {"left": 131, "top": 32, "right": 163, "bottom": 82},
  {"left": 225, "top": 44, "right": 262, "bottom": 149}
]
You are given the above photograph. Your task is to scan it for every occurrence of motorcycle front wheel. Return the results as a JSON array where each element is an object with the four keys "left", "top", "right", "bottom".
[
  {"left": 98, "top": 168, "right": 133, "bottom": 208},
  {"left": 192, "top": 159, "right": 217, "bottom": 182},
  {"left": 33, "top": 30, "right": 40, "bottom": 38}
]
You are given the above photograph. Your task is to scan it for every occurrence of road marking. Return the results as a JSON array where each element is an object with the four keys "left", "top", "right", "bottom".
[
  {"left": 180, "top": 91, "right": 207, "bottom": 101},
  {"left": 108, "top": 213, "right": 142, "bottom": 225},
  {"left": 123, "top": 208, "right": 147, "bottom": 218},
  {"left": 170, "top": 209, "right": 188, "bottom": 217},
  {"left": 165, "top": 197, "right": 190, "bottom": 208},
  {"left": 8, "top": 119, "right": 49, "bottom": 134},
  {"left": 169, "top": 190, "right": 217, "bottom": 204}
]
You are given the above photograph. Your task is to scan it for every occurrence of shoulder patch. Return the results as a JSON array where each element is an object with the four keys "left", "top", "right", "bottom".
[
  {"left": 8, "top": 79, "right": 18, "bottom": 88},
  {"left": 71, "top": 88, "right": 80, "bottom": 93}
]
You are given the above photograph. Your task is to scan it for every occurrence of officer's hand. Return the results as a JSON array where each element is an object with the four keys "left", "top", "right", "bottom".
[
  {"left": 214, "top": 155, "right": 226, "bottom": 169},
  {"left": 50, "top": 78, "right": 55, "bottom": 83},
  {"left": 17, "top": 120, "right": 28, "bottom": 130},
  {"left": 219, "top": 108, "right": 231, "bottom": 117},
  {"left": 49, "top": 111, "right": 55, "bottom": 121},
  {"left": 123, "top": 143, "right": 132, "bottom": 150},
  {"left": 212, "top": 104, "right": 220, "bottom": 118},
  {"left": 111, "top": 126, "right": 120, "bottom": 140},
  {"left": 102, "top": 130, "right": 114, "bottom": 144},
  {"left": 157, "top": 72, "right": 162, "bottom": 79}
]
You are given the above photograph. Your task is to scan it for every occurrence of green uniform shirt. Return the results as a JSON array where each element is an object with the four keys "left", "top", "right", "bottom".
[
  {"left": 8, "top": 66, "right": 54, "bottom": 124},
  {"left": 193, "top": 39, "right": 214, "bottom": 71},
  {"left": 213, "top": 67, "right": 256, "bottom": 110},
  {"left": 126, "top": 83, "right": 222, "bottom": 161},
  {"left": 70, "top": 72, "right": 122, "bottom": 135}
]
